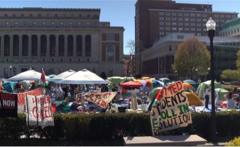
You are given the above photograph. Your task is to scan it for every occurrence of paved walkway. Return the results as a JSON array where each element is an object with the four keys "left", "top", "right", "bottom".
[{"left": 204, "top": 142, "right": 226, "bottom": 146}]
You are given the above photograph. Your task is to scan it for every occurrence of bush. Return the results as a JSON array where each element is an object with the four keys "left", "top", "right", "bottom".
[
  {"left": 1, "top": 112, "right": 240, "bottom": 143},
  {"left": 227, "top": 136, "right": 240, "bottom": 146}
]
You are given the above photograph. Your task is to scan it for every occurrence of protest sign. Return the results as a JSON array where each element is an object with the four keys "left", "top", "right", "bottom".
[
  {"left": 83, "top": 92, "right": 117, "bottom": 109},
  {"left": 17, "top": 88, "right": 44, "bottom": 112},
  {"left": 26, "top": 95, "right": 54, "bottom": 127},
  {"left": 150, "top": 81, "right": 192, "bottom": 135},
  {"left": 0, "top": 92, "right": 18, "bottom": 117}
]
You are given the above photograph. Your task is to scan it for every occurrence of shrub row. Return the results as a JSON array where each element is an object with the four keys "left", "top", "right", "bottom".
[{"left": 0, "top": 112, "right": 240, "bottom": 142}]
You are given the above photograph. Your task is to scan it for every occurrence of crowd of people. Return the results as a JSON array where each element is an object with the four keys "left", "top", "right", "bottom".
[{"left": 204, "top": 87, "right": 240, "bottom": 110}]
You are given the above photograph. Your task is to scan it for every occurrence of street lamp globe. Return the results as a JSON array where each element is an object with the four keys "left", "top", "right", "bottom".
[{"left": 206, "top": 17, "right": 216, "bottom": 31}]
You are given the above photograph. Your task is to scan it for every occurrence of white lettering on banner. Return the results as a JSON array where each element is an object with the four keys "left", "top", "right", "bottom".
[
  {"left": 26, "top": 95, "right": 54, "bottom": 127},
  {"left": 150, "top": 81, "right": 192, "bottom": 135},
  {"left": 2, "top": 100, "right": 15, "bottom": 108},
  {"left": 83, "top": 92, "right": 117, "bottom": 109}
]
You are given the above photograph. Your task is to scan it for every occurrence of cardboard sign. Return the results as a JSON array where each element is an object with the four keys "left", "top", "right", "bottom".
[
  {"left": 0, "top": 92, "right": 18, "bottom": 117},
  {"left": 83, "top": 92, "right": 117, "bottom": 109},
  {"left": 150, "top": 81, "right": 192, "bottom": 135},
  {"left": 26, "top": 95, "right": 54, "bottom": 127},
  {"left": 17, "top": 88, "right": 44, "bottom": 112}
]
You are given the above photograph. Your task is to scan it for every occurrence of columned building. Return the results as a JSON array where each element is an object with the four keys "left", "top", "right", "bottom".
[{"left": 0, "top": 8, "right": 124, "bottom": 78}]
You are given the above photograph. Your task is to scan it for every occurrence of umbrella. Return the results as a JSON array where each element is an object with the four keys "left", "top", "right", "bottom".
[{"left": 120, "top": 81, "right": 142, "bottom": 89}]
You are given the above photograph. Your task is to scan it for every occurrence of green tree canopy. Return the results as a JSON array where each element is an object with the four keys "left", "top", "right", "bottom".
[
  {"left": 221, "top": 69, "right": 240, "bottom": 81},
  {"left": 173, "top": 37, "right": 210, "bottom": 76}
]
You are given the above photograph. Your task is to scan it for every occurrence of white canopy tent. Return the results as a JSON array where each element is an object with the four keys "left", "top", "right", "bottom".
[
  {"left": 8, "top": 69, "right": 49, "bottom": 81},
  {"left": 58, "top": 69, "right": 107, "bottom": 84},
  {"left": 49, "top": 69, "right": 76, "bottom": 82}
]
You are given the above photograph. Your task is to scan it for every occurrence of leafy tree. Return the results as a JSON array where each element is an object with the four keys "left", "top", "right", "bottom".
[
  {"left": 221, "top": 69, "right": 240, "bottom": 81},
  {"left": 173, "top": 37, "right": 210, "bottom": 77}
]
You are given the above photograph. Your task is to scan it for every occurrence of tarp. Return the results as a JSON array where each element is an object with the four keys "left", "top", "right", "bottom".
[
  {"left": 58, "top": 69, "right": 107, "bottom": 84},
  {"left": 8, "top": 69, "right": 49, "bottom": 81},
  {"left": 184, "top": 92, "right": 203, "bottom": 106},
  {"left": 49, "top": 69, "right": 75, "bottom": 82}
]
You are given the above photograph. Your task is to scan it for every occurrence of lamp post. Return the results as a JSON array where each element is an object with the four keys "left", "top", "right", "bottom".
[{"left": 206, "top": 17, "right": 216, "bottom": 143}]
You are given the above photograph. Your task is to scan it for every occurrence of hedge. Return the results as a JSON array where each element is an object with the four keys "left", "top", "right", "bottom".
[{"left": 0, "top": 112, "right": 240, "bottom": 143}]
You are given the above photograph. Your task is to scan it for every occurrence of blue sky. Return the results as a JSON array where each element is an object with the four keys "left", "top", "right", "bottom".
[{"left": 0, "top": 0, "right": 239, "bottom": 54}]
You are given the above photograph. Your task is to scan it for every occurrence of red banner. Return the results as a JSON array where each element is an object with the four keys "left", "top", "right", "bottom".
[{"left": 17, "top": 88, "right": 43, "bottom": 105}]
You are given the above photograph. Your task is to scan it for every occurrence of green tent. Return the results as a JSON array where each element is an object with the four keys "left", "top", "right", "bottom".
[
  {"left": 215, "top": 88, "right": 229, "bottom": 100},
  {"left": 196, "top": 80, "right": 222, "bottom": 99}
]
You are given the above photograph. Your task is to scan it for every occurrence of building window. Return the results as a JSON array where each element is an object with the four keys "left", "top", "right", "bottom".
[
  {"left": 40, "top": 35, "right": 47, "bottom": 56},
  {"left": 106, "top": 33, "right": 115, "bottom": 41},
  {"left": 4, "top": 35, "right": 10, "bottom": 56},
  {"left": 0, "top": 36, "right": 1, "bottom": 56},
  {"left": 50, "top": 35, "right": 56, "bottom": 57},
  {"left": 31, "top": 35, "right": 38, "bottom": 56},
  {"left": 13, "top": 35, "right": 19, "bottom": 56},
  {"left": 59, "top": 35, "right": 65, "bottom": 56},
  {"left": 85, "top": 35, "right": 91, "bottom": 57},
  {"left": 76, "top": 35, "right": 82, "bottom": 56},
  {"left": 22, "top": 35, "right": 29, "bottom": 56},
  {"left": 67, "top": 35, "right": 73, "bottom": 56},
  {"left": 106, "top": 44, "right": 115, "bottom": 62}
]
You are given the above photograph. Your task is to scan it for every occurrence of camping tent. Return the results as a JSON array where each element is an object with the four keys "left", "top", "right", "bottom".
[
  {"left": 58, "top": 69, "right": 107, "bottom": 84},
  {"left": 196, "top": 80, "right": 221, "bottom": 99},
  {"left": 8, "top": 69, "right": 49, "bottom": 81},
  {"left": 49, "top": 69, "right": 75, "bottom": 82}
]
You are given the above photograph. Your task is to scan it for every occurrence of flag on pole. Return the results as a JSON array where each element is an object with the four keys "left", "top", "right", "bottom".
[{"left": 41, "top": 68, "right": 46, "bottom": 84}]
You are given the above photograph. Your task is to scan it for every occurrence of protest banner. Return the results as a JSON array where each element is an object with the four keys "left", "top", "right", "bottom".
[
  {"left": 83, "top": 92, "right": 117, "bottom": 109},
  {"left": 17, "top": 88, "right": 44, "bottom": 112},
  {"left": 150, "top": 81, "right": 192, "bottom": 135},
  {"left": 26, "top": 95, "right": 54, "bottom": 127},
  {"left": 0, "top": 92, "right": 18, "bottom": 117}
]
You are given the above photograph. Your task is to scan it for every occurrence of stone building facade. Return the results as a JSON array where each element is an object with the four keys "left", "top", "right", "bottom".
[{"left": 0, "top": 8, "right": 124, "bottom": 78}]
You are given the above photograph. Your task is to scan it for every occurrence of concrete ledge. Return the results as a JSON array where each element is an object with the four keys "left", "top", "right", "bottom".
[{"left": 124, "top": 134, "right": 207, "bottom": 146}]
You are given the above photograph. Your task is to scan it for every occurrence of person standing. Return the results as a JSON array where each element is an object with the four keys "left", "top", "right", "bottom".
[
  {"left": 204, "top": 88, "right": 210, "bottom": 109},
  {"left": 227, "top": 92, "right": 235, "bottom": 109}
]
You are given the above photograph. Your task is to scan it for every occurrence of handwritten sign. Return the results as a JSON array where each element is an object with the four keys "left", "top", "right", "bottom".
[
  {"left": 26, "top": 95, "right": 54, "bottom": 127},
  {"left": 0, "top": 92, "right": 18, "bottom": 117},
  {"left": 150, "top": 81, "right": 192, "bottom": 135},
  {"left": 17, "top": 88, "right": 44, "bottom": 112},
  {"left": 83, "top": 92, "right": 117, "bottom": 109}
]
